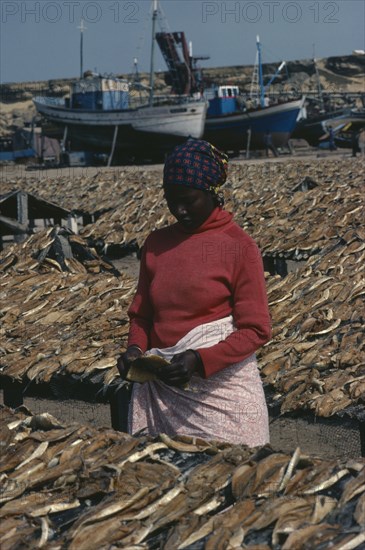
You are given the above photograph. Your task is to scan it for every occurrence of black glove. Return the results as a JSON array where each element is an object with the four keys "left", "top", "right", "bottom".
[
  {"left": 158, "top": 350, "right": 203, "bottom": 387},
  {"left": 117, "top": 345, "right": 143, "bottom": 379}
]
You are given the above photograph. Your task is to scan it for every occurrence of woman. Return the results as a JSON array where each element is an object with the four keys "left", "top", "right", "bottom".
[{"left": 117, "top": 139, "right": 271, "bottom": 446}]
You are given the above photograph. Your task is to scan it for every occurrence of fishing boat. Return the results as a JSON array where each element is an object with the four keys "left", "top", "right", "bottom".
[
  {"left": 33, "top": 2, "right": 207, "bottom": 162},
  {"left": 0, "top": 134, "right": 35, "bottom": 162},
  {"left": 202, "top": 36, "right": 304, "bottom": 152},
  {"left": 290, "top": 55, "right": 365, "bottom": 148},
  {"left": 291, "top": 107, "right": 365, "bottom": 148}
]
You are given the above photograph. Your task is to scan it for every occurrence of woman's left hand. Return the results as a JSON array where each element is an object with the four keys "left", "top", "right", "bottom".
[{"left": 158, "top": 350, "right": 202, "bottom": 387}]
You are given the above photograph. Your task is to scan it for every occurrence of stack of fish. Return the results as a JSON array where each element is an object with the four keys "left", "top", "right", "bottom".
[
  {"left": 227, "top": 160, "right": 364, "bottom": 262},
  {"left": 0, "top": 158, "right": 363, "bottom": 418},
  {"left": 1, "top": 224, "right": 362, "bottom": 418},
  {"left": 79, "top": 158, "right": 365, "bottom": 256},
  {"left": 0, "top": 229, "right": 136, "bottom": 385},
  {"left": 81, "top": 187, "right": 174, "bottom": 254},
  {"left": 1, "top": 158, "right": 362, "bottom": 256},
  {"left": 0, "top": 226, "right": 120, "bottom": 275},
  {"left": 0, "top": 407, "right": 364, "bottom": 549},
  {"left": 1, "top": 167, "right": 157, "bottom": 215},
  {"left": 260, "top": 234, "right": 365, "bottom": 417}
]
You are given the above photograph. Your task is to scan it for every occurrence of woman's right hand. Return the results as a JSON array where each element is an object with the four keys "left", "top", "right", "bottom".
[{"left": 117, "top": 345, "right": 143, "bottom": 379}]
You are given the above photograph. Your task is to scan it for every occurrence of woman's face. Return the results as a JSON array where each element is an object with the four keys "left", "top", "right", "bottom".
[{"left": 163, "top": 185, "right": 216, "bottom": 230}]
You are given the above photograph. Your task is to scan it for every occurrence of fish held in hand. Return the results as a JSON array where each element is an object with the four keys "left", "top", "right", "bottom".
[{"left": 126, "top": 355, "right": 171, "bottom": 383}]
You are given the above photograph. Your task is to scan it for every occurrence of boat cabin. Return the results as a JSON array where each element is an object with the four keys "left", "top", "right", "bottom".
[
  {"left": 0, "top": 132, "right": 35, "bottom": 162},
  {"left": 205, "top": 85, "right": 240, "bottom": 116},
  {"left": 70, "top": 76, "right": 129, "bottom": 111}
]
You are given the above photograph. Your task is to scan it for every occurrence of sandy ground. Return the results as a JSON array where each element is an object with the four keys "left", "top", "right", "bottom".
[{"left": 0, "top": 100, "right": 34, "bottom": 114}]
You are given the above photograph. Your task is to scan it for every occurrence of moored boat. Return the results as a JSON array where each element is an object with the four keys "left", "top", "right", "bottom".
[
  {"left": 202, "top": 36, "right": 304, "bottom": 153},
  {"left": 203, "top": 84, "right": 303, "bottom": 151},
  {"left": 33, "top": 1, "right": 207, "bottom": 162},
  {"left": 33, "top": 77, "right": 207, "bottom": 161},
  {"left": 291, "top": 107, "right": 365, "bottom": 147}
]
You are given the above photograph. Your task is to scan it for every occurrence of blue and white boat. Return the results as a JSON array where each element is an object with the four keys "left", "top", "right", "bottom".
[
  {"left": 33, "top": 75, "right": 207, "bottom": 161},
  {"left": 0, "top": 133, "right": 36, "bottom": 163},
  {"left": 33, "top": 2, "right": 207, "bottom": 162},
  {"left": 203, "top": 37, "right": 304, "bottom": 152}
]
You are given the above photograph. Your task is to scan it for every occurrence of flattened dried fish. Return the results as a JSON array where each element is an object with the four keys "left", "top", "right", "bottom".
[
  {"left": 159, "top": 433, "right": 218, "bottom": 454},
  {"left": 126, "top": 355, "right": 170, "bottom": 383},
  {"left": 15, "top": 441, "right": 48, "bottom": 470},
  {"left": 29, "top": 499, "right": 80, "bottom": 517},
  {"left": 117, "top": 442, "right": 168, "bottom": 466},
  {"left": 303, "top": 468, "right": 349, "bottom": 494}
]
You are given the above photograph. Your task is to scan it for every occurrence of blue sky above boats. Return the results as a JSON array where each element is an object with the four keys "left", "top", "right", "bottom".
[{"left": 1, "top": 0, "right": 364, "bottom": 84}]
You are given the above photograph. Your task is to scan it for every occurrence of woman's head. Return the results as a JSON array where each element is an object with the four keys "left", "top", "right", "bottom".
[
  {"left": 163, "top": 185, "right": 215, "bottom": 229},
  {"left": 163, "top": 139, "right": 228, "bottom": 229}
]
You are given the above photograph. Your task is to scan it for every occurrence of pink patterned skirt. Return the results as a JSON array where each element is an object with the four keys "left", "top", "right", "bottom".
[{"left": 128, "top": 317, "right": 269, "bottom": 447}]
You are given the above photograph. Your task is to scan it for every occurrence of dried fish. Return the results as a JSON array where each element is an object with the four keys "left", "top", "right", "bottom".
[
  {"left": 15, "top": 441, "right": 49, "bottom": 470},
  {"left": 278, "top": 446, "right": 301, "bottom": 492},
  {"left": 117, "top": 442, "right": 168, "bottom": 466},
  {"left": 124, "top": 484, "right": 184, "bottom": 520},
  {"left": 354, "top": 492, "right": 365, "bottom": 527},
  {"left": 126, "top": 355, "right": 170, "bottom": 383},
  {"left": 307, "top": 318, "right": 342, "bottom": 336},
  {"left": 1, "top": 157, "right": 364, "bottom": 422},
  {"left": 339, "top": 469, "right": 365, "bottom": 506},
  {"left": 37, "top": 517, "right": 49, "bottom": 548},
  {"left": 30, "top": 499, "right": 81, "bottom": 517},
  {"left": 302, "top": 468, "right": 349, "bottom": 494},
  {"left": 159, "top": 433, "right": 218, "bottom": 454}
]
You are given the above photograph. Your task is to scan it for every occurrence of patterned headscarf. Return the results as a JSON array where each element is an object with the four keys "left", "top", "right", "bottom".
[{"left": 163, "top": 139, "right": 228, "bottom": 196}]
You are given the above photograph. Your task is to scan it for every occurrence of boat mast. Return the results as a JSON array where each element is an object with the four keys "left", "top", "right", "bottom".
[
  {"left": 253, "top": 36, "right": 285, "bottom": 107},
  {"left": 78, "top": 19, "right": 87, "bottom": 78},
  {"left": 149, "top": 0, "right": 158, "bottom": 106},
  {"left": 134, "top": 57, "right": 143, "bottom": 101},
  {"left": 257, "top": 35, "right": 265, "bottom": 108},
  {"left": 312, "top": 44, "right": 325, "bottom": 112}
]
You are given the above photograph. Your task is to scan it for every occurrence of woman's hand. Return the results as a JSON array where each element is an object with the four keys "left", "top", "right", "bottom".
[
  {"left": 117, "top": 345, "right": 143, "bottom": 379},
  {"left": 158, "top": 350, "right": 203, "bottom": 387}
]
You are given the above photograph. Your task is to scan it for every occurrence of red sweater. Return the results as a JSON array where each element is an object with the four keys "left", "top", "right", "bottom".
[{"left": 127, "top": 207, "right": 272, "bottom": 377}]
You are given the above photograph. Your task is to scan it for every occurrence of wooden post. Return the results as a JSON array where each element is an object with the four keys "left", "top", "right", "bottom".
[
  {"left": 360, "top": 421, "right": 365, "bottom": 457},
  {"left": 61, "top": 125, "right": 68, "bottom": 152},
  {"left": 109, "top": 384, "right": 132, "bottom": 432},
  {"left": 275, "top": 258, "right": 288, "bottom": 277},
  {"left": 68, "top": 214, "right": 78, "bottom": 234},
  {"left": 15, "top": 191, "right": 28, "bottom": 243},
  {"left": 17, "top": 191, "right": 28, "bottom": 225},
  {"left": 2, "top": 377, "right": 24, "bottom": 408},
  {"left": 246, "top": 128, "right": 251, "bottom": 159},
  {"left": 107, "top": 125, "right": 119, "bottom": 167}
]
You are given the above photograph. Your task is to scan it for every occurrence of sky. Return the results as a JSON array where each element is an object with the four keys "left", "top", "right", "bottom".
[{"left": 1, "top": 0, "right": 364, "bottom": 84}]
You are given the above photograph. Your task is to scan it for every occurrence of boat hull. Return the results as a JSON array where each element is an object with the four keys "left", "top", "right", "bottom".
[
  {"left": 291, "top": 109, "right": 365, "bottom": 147},
  {"left": 203, "top": 99, "right": 303, "bottom": 151},
  {"left": 33, "top": 97, "right": 207, "bottom": 159}
]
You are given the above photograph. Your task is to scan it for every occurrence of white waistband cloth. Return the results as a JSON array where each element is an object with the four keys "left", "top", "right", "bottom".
[{"left": 128, "top": 316, "right": 269, "bottom": 446}]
